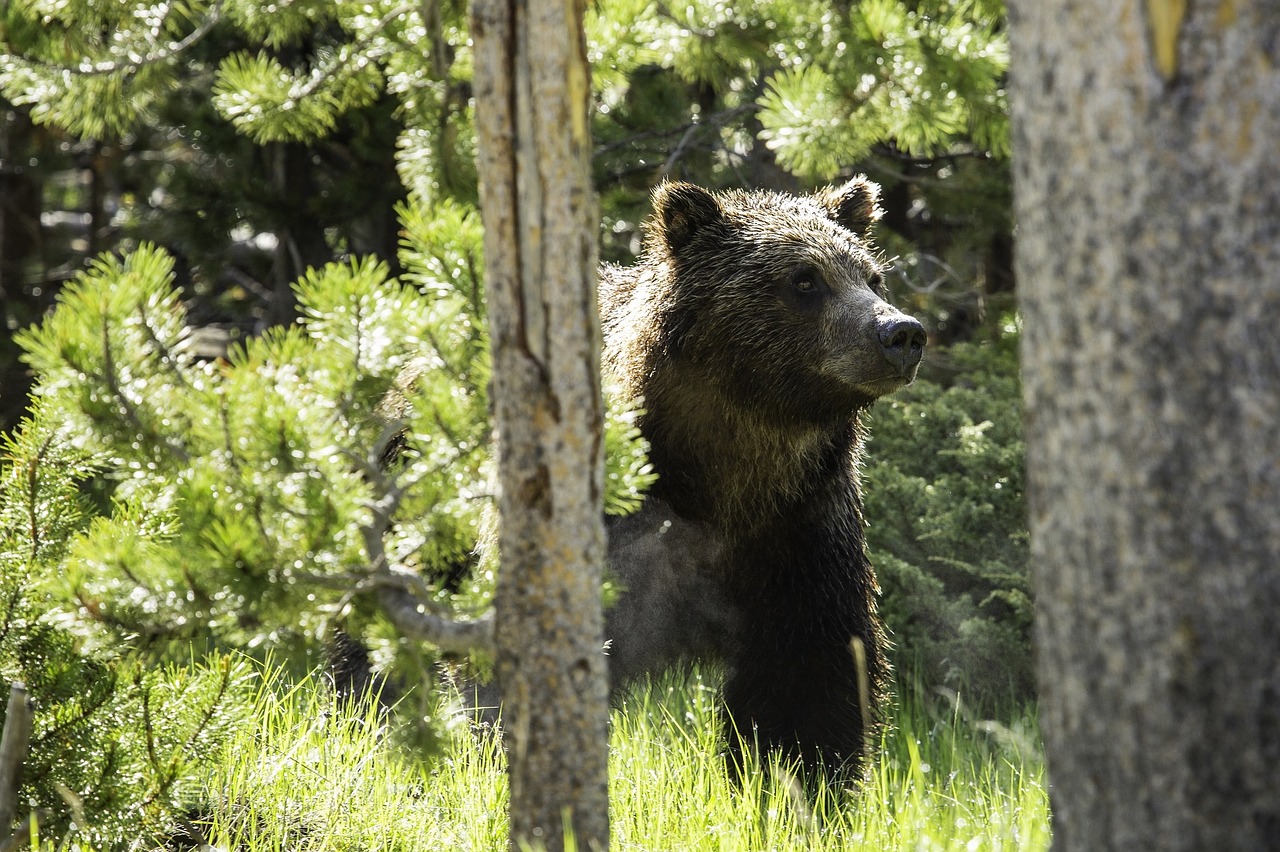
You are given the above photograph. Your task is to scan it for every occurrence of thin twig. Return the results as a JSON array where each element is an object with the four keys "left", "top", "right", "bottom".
[
  {"left": 136, "top": 304, "right": 195, "bottom": 394},
  {"left": 24, "top": 434, "right": 55, "bottom": 564}
]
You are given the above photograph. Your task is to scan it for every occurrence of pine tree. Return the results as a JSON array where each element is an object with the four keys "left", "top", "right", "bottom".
[
  {"left": 11, "top": 218, "right": 655, "bottom": 698},
  {"left": 2, "top": 213, "right": 653, "bottom": 839},
  {"left": 0, "top": 405, "right": 255, "bottom": 846}
]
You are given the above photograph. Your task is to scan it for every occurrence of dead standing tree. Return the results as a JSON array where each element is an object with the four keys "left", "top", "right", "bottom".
[
  {"left": 470, "top": 0, "right": 610, "bottom": 849},
  {"left": 1010, "top": 1, "right": 1280, "bottom": 849}
]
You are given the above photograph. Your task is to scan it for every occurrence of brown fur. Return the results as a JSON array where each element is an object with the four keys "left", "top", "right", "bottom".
[{"left": 598, "top": 177, "right": 925, "bottom": 779}]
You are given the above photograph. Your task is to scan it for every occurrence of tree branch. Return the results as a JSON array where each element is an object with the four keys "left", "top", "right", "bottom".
[
  {"left": 346, "top": 424, "right": 495, "bottom": 654},
  {"left": 285, "top": 3, "right": 417, "bottom": 103},
  {"left": 65, "top": 6, "right": 224, "bottom": 77},
  {"left": 98, "top": 313, "right": 190, "bottom": 464},
  {"left": 375, "top": 586, "right": 494, "bottom": 654}
]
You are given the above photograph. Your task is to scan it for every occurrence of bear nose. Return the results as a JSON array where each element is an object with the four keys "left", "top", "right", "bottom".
[{"left": 877, "top": 317, "right": 926, "bottom": 372}]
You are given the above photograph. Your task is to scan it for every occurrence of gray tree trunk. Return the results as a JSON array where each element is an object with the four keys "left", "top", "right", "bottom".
[
  {"left": 470, "top": 0, "right": 609, "bottom": 849},
  {"left": 1009, "top": 2, "right": 1280, "bottom": 849}
]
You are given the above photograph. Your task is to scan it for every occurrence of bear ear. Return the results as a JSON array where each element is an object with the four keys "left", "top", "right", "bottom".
[
  {"left": 651, "top": 181, "right": 724, "bottom": 255},
  {"left": 815, "top": 176, "right": 883, "bottom": 238}
]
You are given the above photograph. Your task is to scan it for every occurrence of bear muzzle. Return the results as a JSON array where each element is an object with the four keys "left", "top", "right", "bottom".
[{"left": 876, "top": 315, "right": 926, "bottom": 377}]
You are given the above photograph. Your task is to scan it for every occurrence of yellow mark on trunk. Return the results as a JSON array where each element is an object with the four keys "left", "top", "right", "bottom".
[
  {"left": 568, "top": 57, "right": 588, "bottom": 147},
  {"left": 1216, "top": 0, "right": 1236, "bottom": 28},
  {"left": 1234, "top": 101, "right": 1256, "bottom": 161},
  {"left": 1145, "top": 0, "right": 1187, "bottom": 81},
  {"left": 567, "top": 0, "right": 590, "bottom": 148}
]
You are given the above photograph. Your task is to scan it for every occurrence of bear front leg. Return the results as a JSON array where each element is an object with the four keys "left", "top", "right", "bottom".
[{"left": 721, "top": 631, "right": 878, "bottom": 783}]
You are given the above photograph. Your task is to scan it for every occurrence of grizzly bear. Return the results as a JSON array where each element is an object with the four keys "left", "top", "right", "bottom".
[{"left": 597, "top": 177, "right": 925, "bottom": 778}]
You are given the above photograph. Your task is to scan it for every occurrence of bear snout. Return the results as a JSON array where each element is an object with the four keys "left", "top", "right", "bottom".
[{"left": 876, "top": 316, "right": 927, "bottom": 374}]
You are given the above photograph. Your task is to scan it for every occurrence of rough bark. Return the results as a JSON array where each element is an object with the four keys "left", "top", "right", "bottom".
[
  {"left": 0, "top": 683, "right": 33, "bottom": 841},
  {"left": 470, "top": 0, "right": 609, "bottom": 849},
  {"left": 1009, "top": 2, "right": 1280, "bottom": 849}
]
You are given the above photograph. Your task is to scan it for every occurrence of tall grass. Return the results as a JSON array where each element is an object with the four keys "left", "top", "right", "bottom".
[
  {"left": 609, "top": 676, "right": 1048, "bottom": 851},
  {"left": 195, "top": 671, "right": 1049, "bottom": 851}
]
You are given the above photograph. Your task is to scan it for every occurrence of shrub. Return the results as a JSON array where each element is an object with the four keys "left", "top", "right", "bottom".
[
  {"left": 862, "top": 332, "right": 1033, "bottom": 707},
  {"left": 0, "top": 410, "right": 255, "bottom": 846}
]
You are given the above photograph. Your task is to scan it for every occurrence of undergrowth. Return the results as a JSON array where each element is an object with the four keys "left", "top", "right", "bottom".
[{"left": 187, "top": 671, "right": 1049, "bottom": 851}]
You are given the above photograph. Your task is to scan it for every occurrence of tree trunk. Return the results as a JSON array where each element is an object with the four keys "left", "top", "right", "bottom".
[
  {"left": 1009, "top": 2, "right": 1280, "bottom": 849},
  {"left": 470, "top": 0, "right": 609, "bottom": 850},
  {"left": 0, "top": 108, "right": 44, "bottom": 434}
]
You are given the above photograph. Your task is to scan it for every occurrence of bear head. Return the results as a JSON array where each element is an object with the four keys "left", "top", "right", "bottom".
[{"left": 645, "top": 177, "right": 926, "bottom": 426}]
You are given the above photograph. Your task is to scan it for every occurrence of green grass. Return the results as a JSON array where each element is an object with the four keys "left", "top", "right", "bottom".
[
  {"left": 193, "top": 671, "right": 1049, "bottom": 851},
  {"left": 608, "top": 677, "right": 1048, "bottom": 851}
]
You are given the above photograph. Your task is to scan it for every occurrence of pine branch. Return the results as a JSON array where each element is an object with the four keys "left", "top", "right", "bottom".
[
  {"left": 140, "top": 677, "right": 160, "bottom": 786},
  {"left": 22, "top": 5, "right": 224, "bottom": 78},
  {"left": 24, "top": 434, "right": 55, "bottom": 564},
  {"left": 286, "top": 3, "right": 416, "bottom": 104},
  {"left": 136, "top": 305, "right": 195, "bottom": 395},
  {"left": 98, "top": 312, "right": 190, "bottom": 464},
  {"left": 140, "top": 659, "right": 235, "bottom": 808},
  {"left": 652, "top": 0, "right": 717, "bottom": 40},
  {"left": 375, "top": 586, "right": 494, "bottom": 654},
  {"left": 31, "top": 675, "right": 116, "bottom": 755},
  {"left": 348, "top": 429, "right": 495, "bottom": 654}
]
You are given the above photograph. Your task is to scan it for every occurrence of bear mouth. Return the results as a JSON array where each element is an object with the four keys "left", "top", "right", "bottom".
[{"left": 851, "top": 372, "right": 916, "bottom": 399}]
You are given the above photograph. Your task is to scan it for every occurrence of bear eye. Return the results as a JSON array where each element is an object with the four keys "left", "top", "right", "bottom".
[{"left": 791, "top": 267, "right": 824, "bottom": 295}]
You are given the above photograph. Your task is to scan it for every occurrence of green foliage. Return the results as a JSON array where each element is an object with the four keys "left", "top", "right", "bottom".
[
  {"left": 3, "top": 0, "right": 1007, "bottom": 207},
  {"left": 863, "top": 334, "right": 1032, "bottom": 706},
  {"left": 211, "top": 49, "right": 384, "bottom": 143},
  {"left": 222, "top": 0, "right": 338, "bottom": 48},
  {"left": 11, "top": 194, "right": 655, "bottom": 711},
  {"left": 18, "top": 249, "right": 388, "bottom": 645},
  {"left": 4, "top": 200, "right": 655, "bottom": 837},
  {"left": 3, "top": 0, "right": 1012, "bottom": 345},
  {"left": 0, "top": 0, "right": 210, "bottom": 138},
  {"left": 0, "top": 409, "right": 256, "bottom": 846},
  {"left": 757, "top": 0, "right": 1009, "bottom": 180},
  {"left": 587, "top": 0, "right": 1007, "bottom": 184}
]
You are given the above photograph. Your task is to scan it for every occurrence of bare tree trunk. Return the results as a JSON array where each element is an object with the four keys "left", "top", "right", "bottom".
[
  {"left": 0, "top": 683, "right": 33, "bottom": 842},
  {"left": 470, "top": 0, "right": 609, "bottom": 849},
  {"left": 1009, "top": 2, "right": 1280, "bottom": 849}
]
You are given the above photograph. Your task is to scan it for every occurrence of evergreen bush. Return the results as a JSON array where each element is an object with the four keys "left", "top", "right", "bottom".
[
  {"left": 1, "top": 408, "right": 255, "bottom": 846},
  {"left": 862, "top": 330, "right": 1032, "bottom": 706}
]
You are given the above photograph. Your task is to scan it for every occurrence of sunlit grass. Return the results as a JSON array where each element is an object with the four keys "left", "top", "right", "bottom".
[
  {"left": 197, "top": 671, "right": 1050, "bottom": 850},
  {"left": 197, "top": 674, "right": 508, "bottom": 850},
  {"left": 609, "top": 675, "right": 1049, "bottom": 851}
]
